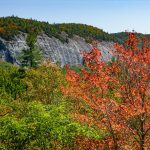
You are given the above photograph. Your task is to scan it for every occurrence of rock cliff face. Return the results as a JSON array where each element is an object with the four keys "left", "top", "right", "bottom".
[{"left": 0, "top": 33, "right": 114, "bottom": 67}]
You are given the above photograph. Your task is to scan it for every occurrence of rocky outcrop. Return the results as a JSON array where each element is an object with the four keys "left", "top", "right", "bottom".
[{"left": 0, "top": 33, "right": 114, "bottom": 67}]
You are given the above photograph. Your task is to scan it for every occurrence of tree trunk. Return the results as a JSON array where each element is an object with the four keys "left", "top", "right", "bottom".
[{"left": 140, "top": 123, "right": 145, "bottom": 150}]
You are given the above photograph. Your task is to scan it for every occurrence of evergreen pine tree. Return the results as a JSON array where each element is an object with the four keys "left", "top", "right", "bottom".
[{"left": 20, "top": 33, "right": 42, "bottom": 68}]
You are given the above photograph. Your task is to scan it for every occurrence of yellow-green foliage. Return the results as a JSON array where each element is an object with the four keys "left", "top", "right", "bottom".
[
  {"left": 24, "top": 61, "right": 66, "bottom": 104},
  {"left": 0, "top": 61, "right": 104, "bottom": 150},
  {"left": 0, "top": 62, "right": 26, "bottom": 100}
]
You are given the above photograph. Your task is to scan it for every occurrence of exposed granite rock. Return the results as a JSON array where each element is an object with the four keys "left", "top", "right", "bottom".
[
  {"left": 0, "top": 33, "right": 28, "bottom": 64},
  {"left": 0, "top": 33, "right": 114, "bottom": 67},
  {"left": 97, "top": 42, "right": 114, "bottom": 61}
]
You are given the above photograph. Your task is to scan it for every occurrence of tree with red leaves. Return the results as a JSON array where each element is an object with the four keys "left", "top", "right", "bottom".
[
  {"left": 62, "top": 33, "right": 150, "bottom": 150},
  {"left": 112, "top": 33, "right": 150, "bottom": 150}
]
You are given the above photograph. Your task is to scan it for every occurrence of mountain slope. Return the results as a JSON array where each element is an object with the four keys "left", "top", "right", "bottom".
[
  {"left": 111, "top": 32, "right": 150, "bottom": 44},
  {"left": 0, "top": 16, "right": 149, "bottom": 66},
  {"left": 0, "top": 32, "right": 114, "bottom": 67},
  {"left": 0, "top": 16, "right": 115, "bottom": 66},
  {"left": 0, "top": 16, "right": 115, "bottom": 42}
]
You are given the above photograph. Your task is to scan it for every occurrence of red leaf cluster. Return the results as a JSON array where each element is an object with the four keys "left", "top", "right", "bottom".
[{"left": 62, "top": 33, "right": 150, "bottom": 150}]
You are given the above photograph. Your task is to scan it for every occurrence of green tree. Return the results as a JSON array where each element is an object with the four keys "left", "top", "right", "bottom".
[
  {"left": 0, "top": 62, "right": 27, "bottom": 100},
  {"left": 20, "top": 33, "right": 42, "bottom": 68}
]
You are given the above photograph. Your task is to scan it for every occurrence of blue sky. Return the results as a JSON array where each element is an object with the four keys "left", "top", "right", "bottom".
[{"left": 0, "top": 0, "right": 149, "bottom": 34}]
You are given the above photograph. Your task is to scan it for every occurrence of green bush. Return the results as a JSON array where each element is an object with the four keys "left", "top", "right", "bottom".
[{"left": 0, "top": 101, "right": 103, "bottom": 150}]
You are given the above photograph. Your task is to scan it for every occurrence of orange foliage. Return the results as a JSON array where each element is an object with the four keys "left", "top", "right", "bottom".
[
  {"left": 74, "top": 136, "right": 114, "bottom": 150},
  {"left": 0, "top": 27, "right": 5, "bottom": 33},
  {"left": 62, "top": 33, "right": 150, "bottom": 150}
]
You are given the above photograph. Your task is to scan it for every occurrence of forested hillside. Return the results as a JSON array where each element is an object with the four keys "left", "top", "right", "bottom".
[
  {"left": 0, "top": 16, "right": 150, "bottom": 150},
  {"left": 111, "top": 32, "right": 150, "bottom": 44},
  {"left": 0, "top": 16, "right": 114, "bottom": 42},
  {"left": 0, "top": 16, "right": 149, "bottom": 45}
]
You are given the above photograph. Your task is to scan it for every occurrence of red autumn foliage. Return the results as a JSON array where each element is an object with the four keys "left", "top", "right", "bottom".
[
  {"left": 62, "top": 33, "right": 150, "bottom": 150},
  {"left": 74, "top": 136, "right": 114, "bottom": 150}
]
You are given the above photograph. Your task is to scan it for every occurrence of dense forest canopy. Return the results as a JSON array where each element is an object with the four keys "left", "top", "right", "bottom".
[
  {"left": 0, "top": 16, "right": 149, "bottom": 44},
  {"left": 111, "top": 32, "right": 150, "bottom": 44},
  {"left": 0, "top": 16, "right": 114, "bottom": 42}
]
